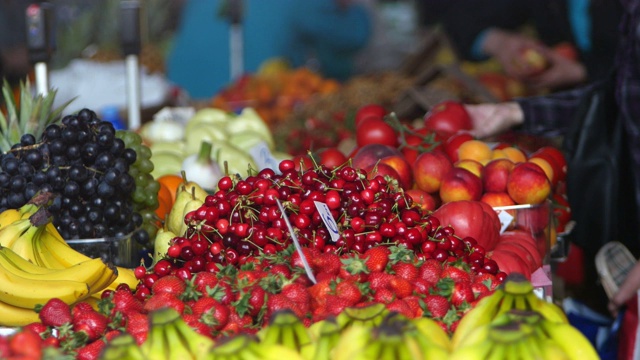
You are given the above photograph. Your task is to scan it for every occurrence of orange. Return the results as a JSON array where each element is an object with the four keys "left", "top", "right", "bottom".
[
  {"left": 502, "top": 147, "right": 527, "bottom": 163},
  {"left": 157, "top": 174, "right": 184, "bottom": 203},
  {"left": 457, "top": 140, "right": 492, "bottom": 163}
]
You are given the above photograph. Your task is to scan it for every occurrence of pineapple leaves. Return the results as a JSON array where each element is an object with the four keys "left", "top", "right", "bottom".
[{"left": 0, "top": 78, "right": 73, "bottom": 153}]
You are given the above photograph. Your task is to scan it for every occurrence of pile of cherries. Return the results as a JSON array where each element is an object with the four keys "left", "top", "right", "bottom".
[{"left": 144, "top": 159, "right": 498, "bottom": 285}]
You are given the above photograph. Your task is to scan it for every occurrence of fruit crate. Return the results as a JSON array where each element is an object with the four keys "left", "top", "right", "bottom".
[
  {"left": 492, "top": 200, "right": 554, "bottom": 301},
  {"left": 67, "top": 233, "right": 139, "bottom": 268}
]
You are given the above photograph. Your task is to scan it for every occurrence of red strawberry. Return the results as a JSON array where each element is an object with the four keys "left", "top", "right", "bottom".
[
  {"left": 441, "top": 263, "right": 472, "bottom": 283},
  {"left": 282, "top": 282, "right": 310, "bottom": 307},
  {"left": 237, "top": 269, "right": 267, "bottom": 287},
  {"left": 151, "top": 275, "right": 186, "bottom": 296},
  {"left": 143, "top": 292, "right": 186, "bottom": 314},
  {"left": 72, "top": 302, "right": 95, "bottom": 316},
  {"left": 291, "top": 247, "right": 320, "bottom": 270},
  {"left": 471, "top": 282, "right": 492, "bottom": 300},
  {"left": 424, "top": 294, "right": 450, "bottom": 319},
  {"left": 22, "top": 322, "right": 47, "bottom": 336},
  {"left": 192, "top": 272, "right": 219, "bottom": 294},
  {"left": 266, "top": 294, "right": 305, "bottom": 320},
  {"left": 450, "top": 281, "right": 475, "bottom": 308},
  {"left": 308, "top": 279, "right": 332, "bottom": 310},
  {"left": 389, "top": 276, "right": 413, "bottom": 299},
  {"left": 38, "top": 298, "right": 72, "bottom": 327},
  {"left": 206, "top": 282, "right": 235, "bottom": 306},
  {"left": 364, "top": 246, "right": 390, "bottom": 272},
  {"left": 335, "top": 280, "right": 363, "bottom": 306},
  {"left": 418, "top": 259, "right": 442, "bottom": 284},
  {"left": 247, "top": 286, "right": 267, "bottom": 318},
  {"left": 403, "top": 295, "right": 424, "bottom": 318},
  {"left": 8, "top": 329, "right": 42, "bottom": 358},
  {"left": 321, "top": 294, "right": 352, "bottom": 317},
  {"left": 268, "top": 264, "right": 292, "bottom": 279},
  {"left": 75, "top": 339, "right": 105, "bottom": 360},
  {"left": 473, "top": 273, "right": 500, "bottom": 291},
  {"left": 412, "top": 278, "right": 434, "bottom": 296},
  {"left": 391, "top": 262, "right": 419, "bottom": 283},
  {"left": 113, "top": 288, "right": 144, "bottom": 315},
  {"left": 386, "top": 299, "right": 414, "bottom": 318},
  {"left": 368, "top": 272, "right": 393, "bottom": 291},
  {"left": 125, "top": 312, "right": 148, "bottom": 345},
  {"left": 73, "top": 310, "right": 109, "bottom": 342},
  {"left": 372, "top": 288, "right": 395, "bottom": 304},
  {"left": 222, "top": 308, "right": 253, "bottom": 335},
  {"left": 314, "top": 252, "right": 341, "bottom": 275},
  {"left": 104, "top": 330, "right": 122, "bottom": 342},
  {"left": 183, "top": 313, "right": 213, "bottom": 337},
  {"left": 315, "top": 271, "right": 339, "bottom": 283},
  {"left": 193, "top": 297, "right": 230, "bottom": 331},
  {"left": 338, "top": 257, "right": 368, "bottom": 282}
]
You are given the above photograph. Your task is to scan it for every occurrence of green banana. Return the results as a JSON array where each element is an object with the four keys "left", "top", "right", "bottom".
[
  {"left": 100, "top": 334, "right": 147, "bottom": 360},
  {"left": 335, "top": 303, "right": 389, "bottom": 329},
  {"left": 451, "top": 287, "right": 505, "bottom": 348},
  {"left": 171, "top": 315, "right": 214, "bottom": 359},
  {"left": 260, "top": 310, "right": 311, "bottom": 352}
]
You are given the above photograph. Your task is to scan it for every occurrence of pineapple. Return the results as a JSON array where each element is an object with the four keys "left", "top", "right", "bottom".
[{"left": 0, "top": 79, "right": 72, "bottom": 152}]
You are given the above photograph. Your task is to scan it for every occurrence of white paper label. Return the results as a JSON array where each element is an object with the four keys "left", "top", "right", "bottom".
[
  {"left": 314, "top": 201, "right": 340, "bottom": 242},
  {"left": 494, "top": 209, "right": 514, "bottom": 234},
  {"left": 249, "top": 141, "right": 281, "bottom": 173}
]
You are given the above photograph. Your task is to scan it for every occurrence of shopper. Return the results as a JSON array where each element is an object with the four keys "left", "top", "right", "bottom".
[
  {"left": 463, "top": 0, "right": 640, "bottom": 314},
  {"left": 166, "top": 0, "right": 372, "bottom": 100},
  {"left": 425, "top": 0, "right": 622, "bottom": 91}
]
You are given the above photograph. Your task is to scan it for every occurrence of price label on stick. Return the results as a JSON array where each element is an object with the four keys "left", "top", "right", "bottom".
[
  {"left": 314, "top": 201, "right": 340, "bottom": 242},
  {"left": 276, "top": 199, "right": 317, "bottom": 284}
]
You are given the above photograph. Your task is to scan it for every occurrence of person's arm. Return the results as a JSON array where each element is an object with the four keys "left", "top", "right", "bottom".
[
  {"left": 465, "top": 83, "right": 595, "bottom": 139},
  {"left": 609, "top": 261, "right": 640, "bottom": 317}
]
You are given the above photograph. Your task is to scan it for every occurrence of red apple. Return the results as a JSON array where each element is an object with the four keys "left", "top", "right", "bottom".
[
  {"left": 405, "top": 188, "right": 437, "bottom": 212},
  {"left": 423, "top": 101, "right": 473, "bottom": 138},
  {"left": 431, "top": 200, "right": 501, "bottom": 251},
  {"left": 482, "top": 158, "right": 515, "bottom": 193},
  {"left": 506, "top": 162, "right": 551, "bottom": 205},
  {"left": 480, "top": 192, "right": 516, "bottom": 208},
  {"left": 352, "top": 144, "right": 402, "bottom": 171},
  {"left": 412, "top": 150, "right": 453, "bottom": 194},
  {"left": 439, "top": 167, "right": 483, "bottom": 203},
  {"left": 500, "top": 229, "right": 545, "bottom": 262},
  {"left": 444, "top": 131, "right": 474, "bottom": 163},
  {"left": 530, "top": 146, "right": 567, "bottom": 182},
  {"left": 380, "top": 155, "right": 413, "bottom": 190},
  {"left": 493, "top": 241, "right": 541, "bottom": 274}
]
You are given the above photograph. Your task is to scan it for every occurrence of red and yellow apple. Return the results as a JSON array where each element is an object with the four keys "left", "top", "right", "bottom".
[
  {"left": 439, "top": 167, "right": 483, "bottom": 203},
  {"left": 405, "top": 188, "right": 438, "bottom": 212},
  {"left": 412, "top": 150, "right": 453, "bottom": 194},
  {"left": 455, "top": 159, "right": 483, "bottom": 179},
  {"left": 506, "top": 162, "right": 551, "bottom": 205}
]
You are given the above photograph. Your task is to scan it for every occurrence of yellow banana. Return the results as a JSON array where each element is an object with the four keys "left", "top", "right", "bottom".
[
  {"left": 0, "top": 263, "right": 90, "bottom": 308},
  {"left": 536, "top": 337, "right": 571, "bottom": 360},
  {"left": 526, "top": 292, "right": 569, "bottom": 324},
  {"left": 0, "top": 218, "right": 34, "bottom": 249},
  {"left": 331, "top": 325, "right": 370, "bottom": 360},
  {"left": 454, "top": 322, "right": 490, "bottom": 349},
  {"left": 37, "top": 225, "right": 92, "bottom": 268},
  {"left": 539, "top": 319, "right": 599, "bottom": 360},
  {"left": 486, "top": 342, "right": 508, "bottom": 360},
  {"left": 451, "top": 287, "right": 505, "bottom": 348},
  {"left": 450, "top": 340, "right": 494, "bottom": 360},
  {"left": 0, "top": 209, "right": 22, "bottom": 229},
  {"left": 0, "top": 248, "right": 115, "bottom": 290},
  {"left": 0, "top": 299, "right": 41, "bottom": 326},
  {"left": 413, "top": 316, "right": 451, "bottom": 351},
  {"left": 516, "top": 335, "right": 543, "bottom": 360},
  {"left": 245, "top": 341, "right": 306, "bottom": 360},
  {"left": 140, "top": 318, "right": 170, "bottom": 360},
  {"left": 172, "top": 315, "right": 214, "bottom": 359},
  {"left": 162, "top": 322, "right": 197, "bottom": 360}
]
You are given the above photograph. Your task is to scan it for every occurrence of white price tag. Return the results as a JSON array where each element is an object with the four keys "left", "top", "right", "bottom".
[
  {"left": 249, "top": 141, "right": 281, "bottom": 173},
  {"left": 494, "top": 209, "right": 514, "bottom": 234},
  {"left": 314, "top": 201, "right": 340, "bottom": 242}
]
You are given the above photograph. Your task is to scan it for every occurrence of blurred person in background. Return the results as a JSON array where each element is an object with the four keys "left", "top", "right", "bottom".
[
  {"left": 419, "top": 0, "right": 622, "bottom": 92},
  {"left": 463, "top": 0, "right": 639, "bottom": 317},
  {"left": 0, "top": 0, "right": 30, "bottom": 85},
  {"left": 166, "top": 0, "right": 372, "bottom": 100}
]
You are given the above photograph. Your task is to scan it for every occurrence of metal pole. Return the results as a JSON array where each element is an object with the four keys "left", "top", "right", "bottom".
[{"left": 25, "top": 2, "right": 54, "bottom": 96}]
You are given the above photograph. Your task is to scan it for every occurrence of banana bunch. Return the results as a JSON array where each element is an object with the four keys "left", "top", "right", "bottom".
[
  {"left": 450, "top": 310, "right": 599, "bottom": 360},
  {"left": 328, "top": 312, "right": 450, "bottom": 360},
  {"left": 0, "top": 200, "right": 144, "bottom": 326},
  {"left": 207, "top": 333, "right": 304, "bottom": 360},
  {"left": 452, "top": 273, "right": 568, "bottom": 349},
  {"left": 258, "top": 310, "right": 312, "bottom": 354},
  {"left": 99, "top": 334, "right": 147, "bottom": 360}
]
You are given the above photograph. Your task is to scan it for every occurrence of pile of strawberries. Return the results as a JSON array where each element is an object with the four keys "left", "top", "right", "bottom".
[{"left": 0, "top": 243, "right": 500, "bottom": 359}]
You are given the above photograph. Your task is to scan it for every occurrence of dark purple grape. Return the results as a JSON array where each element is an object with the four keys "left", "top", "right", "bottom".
[
  {"left": 2, "top": 157, "right": 20, "bottom": 175},
  {"left": 63, "top": 181, "right": 80, "bottom": 197},
  {"left": 18, "top": 162, "right": 34, "bottom": 177},
  {"left": 10, "top": 175, "right": 26, "bottom": 192},
  {"left": 103, "top": 168, "right": 120, "bottom": 186},
  {"left": 66, "top": 144, "right": 81, "bottom": 160},
  {"left": 122, "top": 149, "right": 136, "bottom": 164},
  {"left": 93, "top": 152, "right": 114, "bottom": 170},
  {"left": 0, "top": 173, "right": 10, "bottom": 187},
  {"left": 97, "top": 131, "right": 114, "bottom": 148},
  {"left": 24, "top": 151, "right": 43, "bottom": 168},
  {"left": 20, "top": 134, "right": 36, "bottom": 146},
  {"left": 81, "top": 142, "right": 99, "bottom": 162},
  {"left": 6, "top": 193, "right": 25, "bottom": 208},
  {"left": 49, "top": 139, "right": 66, "bottom": 155},
  {"left": 43, "top": 124, "right": 61, "bottom": 139}
]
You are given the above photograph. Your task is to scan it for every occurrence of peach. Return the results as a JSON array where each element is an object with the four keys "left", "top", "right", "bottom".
[
  {"left": 506, "top": 162, "right": 551, "bottom": 205},
  {"left": 380, "top": 155, "right": 413, "bottom": 190},
  {"left": 405, "top": 188, "right": 438, "bottom": 212},
  {"left": 412, "top": 151, "right": 453, "bottom": 194},
  {"left": 352, "top": 144, "right": 402, "bottom": 171},
  {"left": 439, "top": 167, "right": 483, "bottom": 203}
]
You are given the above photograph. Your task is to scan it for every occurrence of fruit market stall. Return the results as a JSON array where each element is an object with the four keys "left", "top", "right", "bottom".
[{"left": 0, "top": 7, "right": 603, "bottom": 359}]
